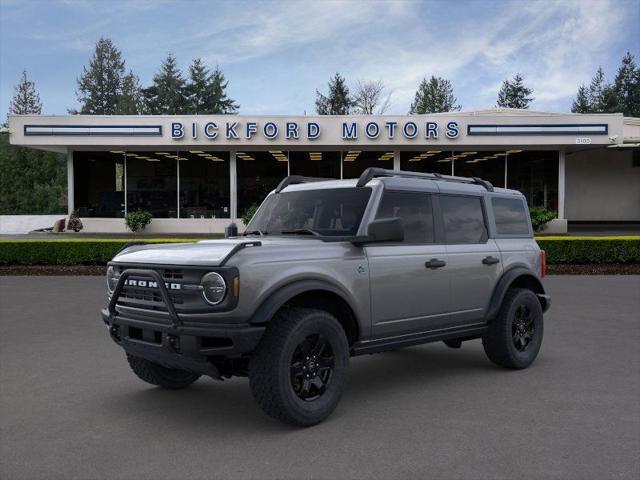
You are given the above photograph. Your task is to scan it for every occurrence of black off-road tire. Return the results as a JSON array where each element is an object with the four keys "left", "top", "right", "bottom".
[
  {"left": 249, "top": 307, "right": 349, "bottom": 427},
  {"left": 482, "top": 288, "right": 544, "bottom": 369},
  {"left": 126, "top": 354, "right": 201, "bottom": 389}
]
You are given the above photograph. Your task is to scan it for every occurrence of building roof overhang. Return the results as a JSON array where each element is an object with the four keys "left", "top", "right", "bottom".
[{"left": 6, "top": 110, "right": 631, "bottom": 153}]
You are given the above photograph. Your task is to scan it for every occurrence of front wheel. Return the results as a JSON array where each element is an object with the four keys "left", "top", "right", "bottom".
[
  {"left": 249, "top": 308, "right": 349, "bottom": 427},
  {"left": 482, "top": 288, "right": 544, "bottom": 369}
]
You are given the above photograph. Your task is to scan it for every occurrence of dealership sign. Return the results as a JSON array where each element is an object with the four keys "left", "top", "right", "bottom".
[{"left": 170, "top": 120, "right": 461, "bottom": 141}]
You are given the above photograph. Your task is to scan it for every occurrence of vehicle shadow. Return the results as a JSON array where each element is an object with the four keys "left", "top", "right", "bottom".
[{"left": 102, "top": 343, "right": 497, "bottom": 433}]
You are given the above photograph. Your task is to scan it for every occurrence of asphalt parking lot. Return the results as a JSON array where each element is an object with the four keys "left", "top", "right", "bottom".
[{"left": 1, "top": 275, "right": 639, "bottom": 480}]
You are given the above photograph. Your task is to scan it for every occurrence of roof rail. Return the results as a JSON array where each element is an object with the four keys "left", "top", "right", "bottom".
[
  {"left": 274, "top": 175, "right": 334, "bottom": 193},
  {"left": 356, "top": 167, "right": 494, "bottom": 192}
]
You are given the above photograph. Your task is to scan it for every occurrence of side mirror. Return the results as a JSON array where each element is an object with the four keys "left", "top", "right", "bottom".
[{"left": 361, "top": 217, "right": 404, "bottom": 244}]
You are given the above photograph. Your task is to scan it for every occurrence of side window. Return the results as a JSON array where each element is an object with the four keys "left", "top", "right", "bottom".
[
  {"left": 440, "top": 195, "right": 487, "bottom": 244},
  {"left": 492, "top": 197, "right": 530, "bottom": 235},
  {"left": 375, "top": 191, "right": 434, "bottom": 243}
]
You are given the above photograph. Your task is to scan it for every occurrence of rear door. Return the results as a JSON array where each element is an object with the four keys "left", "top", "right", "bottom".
[
  {"left": 439, "top": 194, "right": 503, "bottom": 326},
  {"left": 366, "top": 189, "right": 451, "bottom": 339}
]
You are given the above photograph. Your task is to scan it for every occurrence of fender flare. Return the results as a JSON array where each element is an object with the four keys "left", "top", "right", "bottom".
[
  {"left": 486, "top": 267, "right": 547, "bottom": 321},
  {"left": 249, "top": 279, "right": 359, "bottom": 326}
]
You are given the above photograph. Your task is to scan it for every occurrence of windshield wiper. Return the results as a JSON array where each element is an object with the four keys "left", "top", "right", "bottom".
[
  {"left": 243, "top": 229, "right": 267, "bottom": 236},
  {"left": 280, "top": 228, "right": 321, "bottom": 236}
]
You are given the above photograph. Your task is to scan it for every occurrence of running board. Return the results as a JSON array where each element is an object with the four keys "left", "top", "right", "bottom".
[{"left": 351, "top": 324, "right": 487, "bottom": 356}]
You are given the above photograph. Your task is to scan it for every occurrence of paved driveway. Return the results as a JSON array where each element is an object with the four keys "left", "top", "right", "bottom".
[{"left": 1, "top": 275, "right": 638, "bottom": 480}]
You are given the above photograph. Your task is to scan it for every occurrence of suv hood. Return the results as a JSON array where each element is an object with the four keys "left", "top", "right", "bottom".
[{"left": 112, "top": 237, "right": 323, "bottom": 266}]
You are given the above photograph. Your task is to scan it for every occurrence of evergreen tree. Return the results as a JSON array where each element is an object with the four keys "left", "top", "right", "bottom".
[
  {"left": 496, "top": 73, "right": 534, "bottom": 109},
  {"left": 613, "top": 51, "right": 640, "bottom": 117},
  {"left": 315, "top": 73, "right": 353, "bottom": 115},
  {"left": 207, "top": 65, "right": 239, "bottom": 114},
  {"left": 2, "top": 71, "right": 66, "bottom": 214},
  {"left": 587, "top": 66, "right": 607, "bottom": 112},
  {"left": 185, "top": 59, "right": 239, "bottom": 114},
  {"left": 8, "top": 70, "right": 42, "bottom": 116},
  {"left": 409, "top": 76, "right": 460, "bottom": 114},
  {"left": 143, "top": 53, "right": 188, "bottom": 114},
  {"left": 186, "top": 58, "right": 209, "bottom": 114},
  {"left": 75, "top": 37, "right": 126, "bottom": 114},
  {"left": 571, "top": 85, "right": 591, "bottom": 113},
  {"left": 116, "top": 71, "right": 144, "bottom": 115}
]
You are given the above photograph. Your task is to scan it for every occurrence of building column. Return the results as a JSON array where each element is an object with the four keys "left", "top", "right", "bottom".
[
  {"left": 558, "top": 149, "right": 566, "bottom": 220},
  {"left": 393, "top": 150, "right": 401, "bottom": 171},
  {"left": 544, "top": 148, "right": 569, "bottom": 234},
  {"left": 230, "top": 150, "right": 237, "bottom": 221},
  {"left": 66, "top": 149, "right": 74, "bottom": 216}
]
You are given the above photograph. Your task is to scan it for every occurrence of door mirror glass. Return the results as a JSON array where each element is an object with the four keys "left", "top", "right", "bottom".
[{"left": 363, "top": 217, "right": 404, "bottom": 243}]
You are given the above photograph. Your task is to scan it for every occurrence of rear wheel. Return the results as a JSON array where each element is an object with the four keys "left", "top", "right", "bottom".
[
  {"left": 126, "top": 354, "right": 201, "bottom": 389},
  {"left": 249, "top": 308, "right": 349, "bottom": 427},
  {"left": 482, "top": 288, "right": 544, "bottom": 369}
]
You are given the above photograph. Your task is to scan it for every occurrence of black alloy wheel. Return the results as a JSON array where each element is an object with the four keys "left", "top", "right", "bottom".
[
  {"left": 290, "top": 334, "right": 335, "bottom": 401},
  {"left": 512, "top": 304, "right": 536, "bottom": 352}
]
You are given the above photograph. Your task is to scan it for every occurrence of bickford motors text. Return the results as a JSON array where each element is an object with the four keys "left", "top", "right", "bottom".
[{"left": 171, "top": 120, "right": 461, "bottom": 141}]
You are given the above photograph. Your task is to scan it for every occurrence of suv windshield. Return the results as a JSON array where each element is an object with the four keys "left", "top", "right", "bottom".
[{"left": 246, "top": 187, "right": 372, "bottom": 237}]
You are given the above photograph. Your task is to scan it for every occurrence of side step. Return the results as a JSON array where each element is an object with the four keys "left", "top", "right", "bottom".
[{"left": 351, "top": 324, "right": 487, "bottom": 356}]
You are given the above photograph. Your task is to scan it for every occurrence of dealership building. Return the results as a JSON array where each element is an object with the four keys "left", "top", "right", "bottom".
[{"left": 8, "top": 109, "right": 640, "bottom": 234}]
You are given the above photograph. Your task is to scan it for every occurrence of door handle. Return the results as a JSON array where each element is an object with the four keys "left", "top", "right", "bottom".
[
  {"left": 482, "top": 256, "right": 500, "bottom": 265},
  {"left": 425, "top": 258, "right": 446, "bottom": 269}
]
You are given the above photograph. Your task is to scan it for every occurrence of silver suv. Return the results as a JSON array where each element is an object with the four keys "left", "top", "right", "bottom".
[{"left": 102, "top": 167, "right": 550, "bottom": 426}]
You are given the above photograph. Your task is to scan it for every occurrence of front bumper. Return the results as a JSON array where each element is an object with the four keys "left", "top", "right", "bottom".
[
  {"left": 102, "top": 267, "right": 265, "bottom": 378},
  {"left": 101, "top": 309, "right": 265, "bottom": 378}
]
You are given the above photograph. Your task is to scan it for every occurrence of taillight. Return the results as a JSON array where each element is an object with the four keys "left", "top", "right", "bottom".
[{"left": 540, "top": 250, "right": 547, "bottom": 278}]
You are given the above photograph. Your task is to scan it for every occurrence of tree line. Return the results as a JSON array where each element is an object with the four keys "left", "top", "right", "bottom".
[
  {"left": 71, "top": 37, "right": 239, "bottom": 115},
  {"left": 1, "top": 37, "right": 638, "bottom": 215},
  {"left": 314, "top": 52, "right": 638, "bottom": 116}
]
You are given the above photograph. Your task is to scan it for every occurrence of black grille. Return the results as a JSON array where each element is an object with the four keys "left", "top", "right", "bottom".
[{"left": 114, "top": 266, "right": 189, "bottom": 312}]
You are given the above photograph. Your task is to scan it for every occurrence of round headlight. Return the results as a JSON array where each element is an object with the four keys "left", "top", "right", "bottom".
[
  {"left": 106, "top": 266, "right": 118, "bottom": 294},
  {"left": 201, "top": 272, "right": 227, "bottom": 305}
]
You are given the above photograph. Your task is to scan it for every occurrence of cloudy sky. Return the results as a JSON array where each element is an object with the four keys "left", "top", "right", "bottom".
[{"left": 1, "top": 0, "right": 638, "bottom": 117}]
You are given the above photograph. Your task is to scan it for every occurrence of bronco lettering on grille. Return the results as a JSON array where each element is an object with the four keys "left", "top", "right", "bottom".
[{"left": 123, "top": 279, "right": 181, "bottom": 290}]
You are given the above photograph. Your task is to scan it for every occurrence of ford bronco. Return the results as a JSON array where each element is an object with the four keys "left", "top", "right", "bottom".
[{"left": 101, "top": 167, "right": 550, "bottom": 426}]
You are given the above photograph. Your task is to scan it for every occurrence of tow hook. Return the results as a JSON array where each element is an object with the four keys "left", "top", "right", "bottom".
[
  {"left": 109, "top": 325, "right": 121, "bottom": 342},
  {"left": 167, "top": 334, "right": 181, "bottom": 353}
]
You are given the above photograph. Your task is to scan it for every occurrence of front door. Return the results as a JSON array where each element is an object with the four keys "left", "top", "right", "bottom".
[{"left": 365, "top": 190, "right": 451, "bottom": 339}]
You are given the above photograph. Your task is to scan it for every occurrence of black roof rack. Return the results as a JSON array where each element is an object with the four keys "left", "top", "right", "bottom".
[
  {"left": 274, "top": 175, "right": 335, "bottom": 193},
  {"left": 356, "top": 167, "right": 494, "bottom": 192}
]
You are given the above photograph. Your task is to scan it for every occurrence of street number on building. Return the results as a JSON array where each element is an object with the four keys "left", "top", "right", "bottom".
[{"left": 576, "top": 137, "right": 592, "bottom": 144}]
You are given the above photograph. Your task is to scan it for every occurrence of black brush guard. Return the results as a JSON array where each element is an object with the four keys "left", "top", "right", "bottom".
[{"left": 103, "top": 268, "right": 265, "bottom": 379}]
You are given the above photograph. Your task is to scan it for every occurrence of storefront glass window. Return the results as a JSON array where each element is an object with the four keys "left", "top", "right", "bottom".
[
  {"left": 451, "top": 151, "right": 505, "bottom": 188},
  {"left": 342, "top": 150, "right": 394, "bottom": 179},
  {"left": 73, "top": 151, "right": 125, "bottom": 218},
  {"left": 126, "top": 152, "right": 177, "bottom": 218},
  {"left": 237, "top": 150, "right": 288, "bottom": 217},
  {"left": 289, "top": 151, "right": 340, "bottom": 178},
  {"left": 178, "top": 151, "right": 230, "bottom": 218},
  {"left": 400, "top": 151, "right": 454, "bottom": 175},
  {"left": 507, "top": 151, "right": 558, "bottom": 210}
]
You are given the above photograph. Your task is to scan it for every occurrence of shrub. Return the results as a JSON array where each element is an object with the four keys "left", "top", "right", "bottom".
[
  {"left": 0, "top": 237, "right": 637, "bottom": 267},
  {"left": 242, "top": 204, "right": 259, "bottom": 226},
  {"left": 0, "top": 239, "right": 198, "bottom": 265},
  {"left": 125, "top": 211, "right": 152, "bottom": 232},
  {"left": 529, "top": 207, "right": 556, "bottom": 232},
  {"left": 66, "top": 210, "right": 83, "bottom": 232},
  {"left": 536, "top": 237, "right": 640, "bottom": 264}
]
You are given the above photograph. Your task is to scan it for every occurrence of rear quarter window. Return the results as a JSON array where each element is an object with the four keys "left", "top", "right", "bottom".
[{"left": 492, "top": 197, "right": 531, "bottom": 235}]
